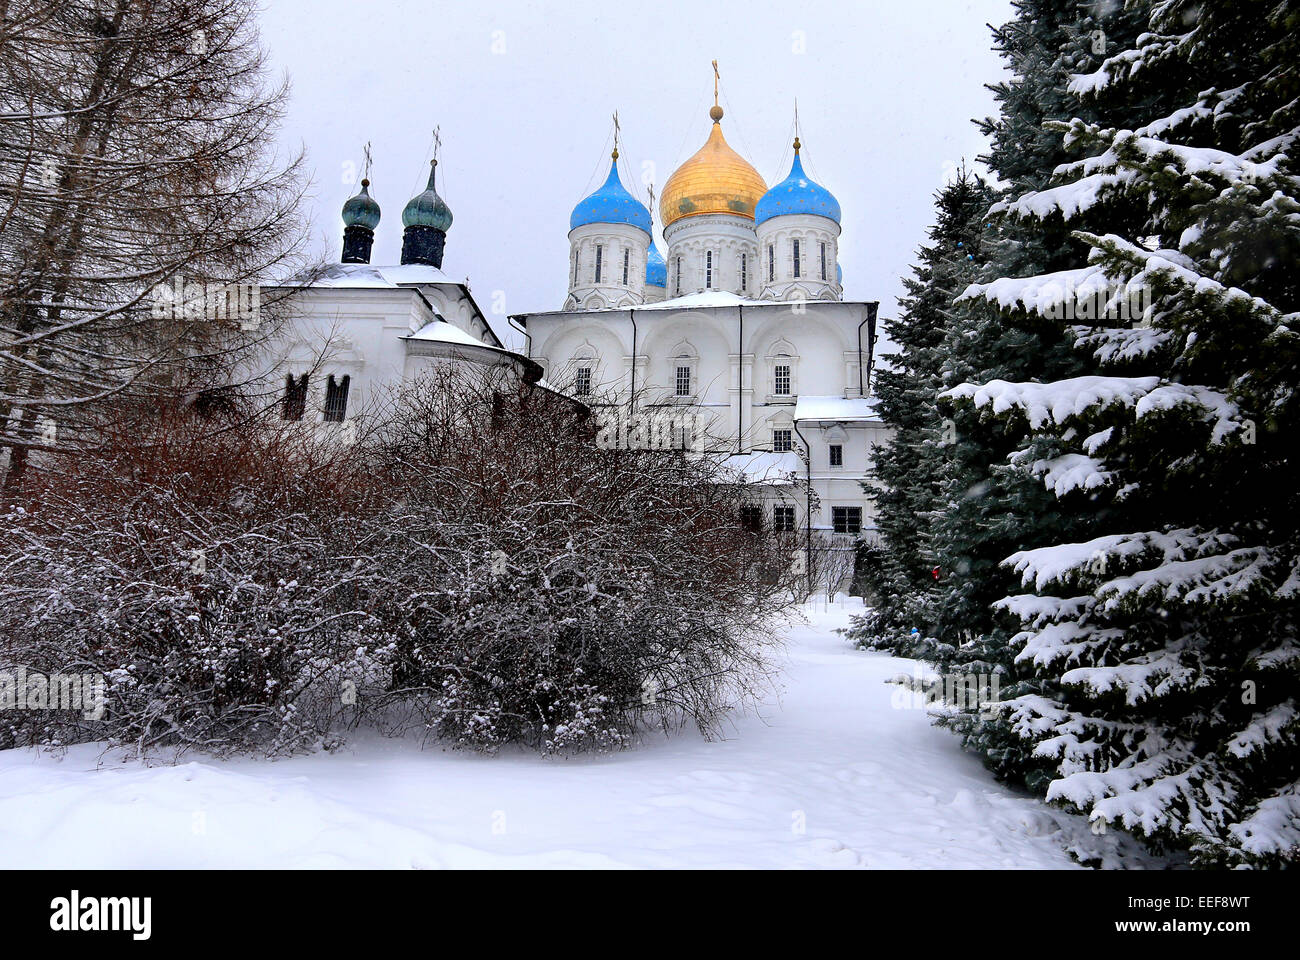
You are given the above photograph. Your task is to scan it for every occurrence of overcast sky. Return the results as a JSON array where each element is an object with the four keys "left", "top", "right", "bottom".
[{"left": 260, "top": 0, "right": 1013, "bottom": 343}]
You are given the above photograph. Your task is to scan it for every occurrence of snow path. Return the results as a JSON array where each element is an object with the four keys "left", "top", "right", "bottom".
[{"left": 0, "top": 601, "right": 1086, "bottom": 868}]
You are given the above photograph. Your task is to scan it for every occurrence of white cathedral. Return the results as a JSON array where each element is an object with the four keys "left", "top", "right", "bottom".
[
  {"left": 262, "top": 82, "right": 888, "bottom": 559},
  {"left": 514, "top": 90, "right": 888, "bottom": 549}
]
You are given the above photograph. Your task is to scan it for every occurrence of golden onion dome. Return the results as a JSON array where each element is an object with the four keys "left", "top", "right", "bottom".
[{"left": 660, "top": 106, "right": 767, "bottom": 228}]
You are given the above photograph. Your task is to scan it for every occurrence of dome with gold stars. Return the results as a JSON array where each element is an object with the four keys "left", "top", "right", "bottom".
[{"left": 659, "top": 105, "right": 767, "bottom": 228}]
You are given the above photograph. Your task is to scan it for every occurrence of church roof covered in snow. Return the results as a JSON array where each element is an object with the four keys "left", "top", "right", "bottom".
[{"left": 793, "top": 395, "right": 882, "bottom": 422}]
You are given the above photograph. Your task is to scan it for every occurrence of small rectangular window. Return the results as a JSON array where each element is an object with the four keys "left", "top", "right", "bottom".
[
  {"left": 820, "top": 242, "right": 827, "bottom": 280},
  {"left": 768, "top": 244, "right": 775, "bottom": 282},
  {"left": 282, "top": 373, "right": 308, "bottom": 421},
  {"left": 792, "top": 239, "right": 801, "bottom": 278},
  {"left": 773, "top": 505, "right": 796, "bottom": 533},
  {"left": 829, "top": 444, "right": 843, "bottom": 467},
  {"left": 595, "top": 244, "right": 603, "bottom": 283},
  {"left": 623, "top": 249, "right": 630, "bottom": 285},
  {"left": 705, "top": 250, "right": 713, "bottom": 289},
  {"left": 675, "top": 256, "right": 682, "bottom": 295},
  {"left": 741, "top": 253, "right": 747, "bottom": 291},
  {"left": 773, "top": 428, "right": 792, "bottom": 452},
  {"left": 774, "top": 364, "right": 791, "bottom": 396},
  {"left": 574, "top": 367, "right": 592, "bottom": 397},
  {"left": 323, "top": 374, "right": 350, "bottom": 423},
  {"left": 832, "top": 506, "right": 862, "bottom": 534},
  {"left": 675, "top": 365, "right": 692, "bottom": 396},
  {"left": 739, "top": 505, "right": 763, "bottom": 533}
]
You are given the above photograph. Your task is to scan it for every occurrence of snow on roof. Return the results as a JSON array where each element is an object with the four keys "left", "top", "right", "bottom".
[
  {"left": 719, "top": 451, "right": 802, "bottom": 485},
  {"left": 405, "top": 319, "right": 496, "bottom": 349},
  {"left": 793, "top": 395, "right": 882, "bottom": 422},
  {"left": 637, "top": 291, "right": 772, "bottom": 310},
  {"left": 300, "top": 262, "right": 458, "bottom": 289}
]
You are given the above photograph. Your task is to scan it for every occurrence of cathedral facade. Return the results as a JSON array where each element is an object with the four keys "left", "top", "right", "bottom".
[{"left": 514, "top": 93, "right": 889, "bottom": 551}]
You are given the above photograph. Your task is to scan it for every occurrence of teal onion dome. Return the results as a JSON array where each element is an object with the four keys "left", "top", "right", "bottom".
[
  {"left": 342, "top": 179, "right": 381, "bottom": 230},
  {"left": 570, "top": 154, "right": 652, "bottom": 235},
  {"left": 645, "top": 238, "right": 667, "bottom": 287},
  {"left": 755, "top": 142, "right": 841, "bottom": 226},
  {"left": 403, "top": 160, "right": 453, "bottom": 232}
]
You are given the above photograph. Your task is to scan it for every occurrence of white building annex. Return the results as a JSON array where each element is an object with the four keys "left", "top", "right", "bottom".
[
  {"left": 257, "top": 158, "right": 543, "bottom": 432},
  {"left": 513, "top": 84, "right": 891, "bottom": 552}
]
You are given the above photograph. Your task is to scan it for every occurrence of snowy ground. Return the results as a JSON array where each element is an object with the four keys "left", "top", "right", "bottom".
[{"left": 0, "top": 599, "right": 1113, "bottom": 868}]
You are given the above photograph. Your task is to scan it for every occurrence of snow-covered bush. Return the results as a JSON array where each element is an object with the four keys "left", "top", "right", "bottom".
[
  {"left": 347, "top": 370, "right": 794, "bottom": 753},
  {"left": 0, "top": 372, "right": 794, "bottom": 757},
  {"left": 0, "top": 399, "right": 393, "bottom": 757}
]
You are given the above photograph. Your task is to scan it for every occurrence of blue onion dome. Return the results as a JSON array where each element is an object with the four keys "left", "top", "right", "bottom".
[
  {"left": 754, "top": 139, "right": 841, "bottom": 226},
  {"left": 645, "top": 239, "right": 667, "bottom": 287},
  {"left": 836, "top": 262, "right": 843, "bottom": 285},
  {"left": 570, "top": 151, "right": 652, "bottom": 235},
  {"left": 402, "top": 160, "right": 453, "bottom": 231},
  {"left": 342, "top": 178, "right": 381, "bottom": 230}
]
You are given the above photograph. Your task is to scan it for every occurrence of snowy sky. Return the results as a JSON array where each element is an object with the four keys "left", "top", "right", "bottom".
[{"left": 260, "top": 0, "right": 1012, "bottom": 342}]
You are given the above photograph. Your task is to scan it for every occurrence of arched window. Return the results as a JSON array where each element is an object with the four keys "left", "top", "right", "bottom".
[
  {"left": 792, "top": 239, "right": 801, "bottom": 278},
  {"left": 669, "top": 340, "right": 699, "bottom": 399},
  {"left": 740, "top": 253, "right": 747, "bottom": 291},
  {"left": 705, "top": 250, "right": 714, "bottom": 289},
  {"left": 766, "top": 339, "right": 800, "bottom": 399},
  {"left": 675, "top": 256, "right": 682, "bottom": 295},
  {"left": 282, "top": 373, "right": 308, "bottom": 421},
  {"left": 768, "top": 244, "right": 775, "bottom": 282},
  {"left": 622, "top": 248, "right": 630, "bottom": 286},
  {"left": 323, "top": 374, "right": 350, "bottom": 422},
  {"left": 820, "top": 242, "right": 827, "bottom": 281},
  {"left": 595, "top": 244, "right": 603, "bottom": 283}
]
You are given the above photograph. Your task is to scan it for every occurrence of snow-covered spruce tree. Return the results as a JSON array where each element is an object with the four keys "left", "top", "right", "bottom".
[
  {"left": 850, "top": 166, "right": 992, "bottom": 656},
  {"left": 944, "top": 0, "right": 1300, "bottom": 865},
  {"left": 886, "top": 0, "right": 1154, "bottom": 791}
]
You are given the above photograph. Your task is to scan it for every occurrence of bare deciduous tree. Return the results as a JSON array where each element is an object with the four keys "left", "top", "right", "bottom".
[{"left": 0, "top": 0, "right": 313, "bottom": 485}]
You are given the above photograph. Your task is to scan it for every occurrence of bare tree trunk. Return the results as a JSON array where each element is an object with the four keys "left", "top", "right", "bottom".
[{"left": 0, "top": 0, "right": 314, "bottom": 486}]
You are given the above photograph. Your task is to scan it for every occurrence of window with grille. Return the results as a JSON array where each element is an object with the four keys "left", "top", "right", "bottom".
[
  {"left": 820, "top": 242, "right": 827, "bottom": 280},
  {"left": 739, "top": 505, "right": 763, "bottom": 532},
  {"left": 323, "top": 374, "right": 350, "bottom": 422},
  {"left": 768, "top": 244, "right": 775, "bottom": 281},
  {"left": 282, "top": 373, "right": 308, "bottom": 421},
  {"left": 675, "top": 256, "right": 682, "bottom": 295},
  {"left": 622, "top": 248, "right": 629, "bottom": 285},
  {"left": 574, "top": 367, "right": 592, "bottom": 397},
  {"left": 832, "top": 506, "right": 862, "bottom": 534},
  {"left": 792, "top": 239, "right": 801, "bottom": 278},
  {"left": 741, "top": 253, "right": 747, "bottom": 290},
  {"left": 772, "top": 428, "right": 793, "bottom": 452},
  {"left": 705, "top": 250, "right": 713, "bottom": 289},
  {"left": 675, "top": 365, "right": 692, "bottom": 396},
  {"left": 595, "top": 244, "right": 603, "bottom": 283},
  {"left": 773, "top": 505, "right": 796, "bottom": 532},
  {"left": 774, "top": 364, "right": 791, "bottom": 396}
]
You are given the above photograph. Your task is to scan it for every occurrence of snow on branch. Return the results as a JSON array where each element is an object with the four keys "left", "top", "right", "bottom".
[
  {"left": 943, "top": 376, "right": 1161, "bottom": 429},
  {"left": 944, "top": 372, "right": 1246, "bottom": 441},
  {"left": 1003, "top": 528, "right": 1235, "bottom": 591}
]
